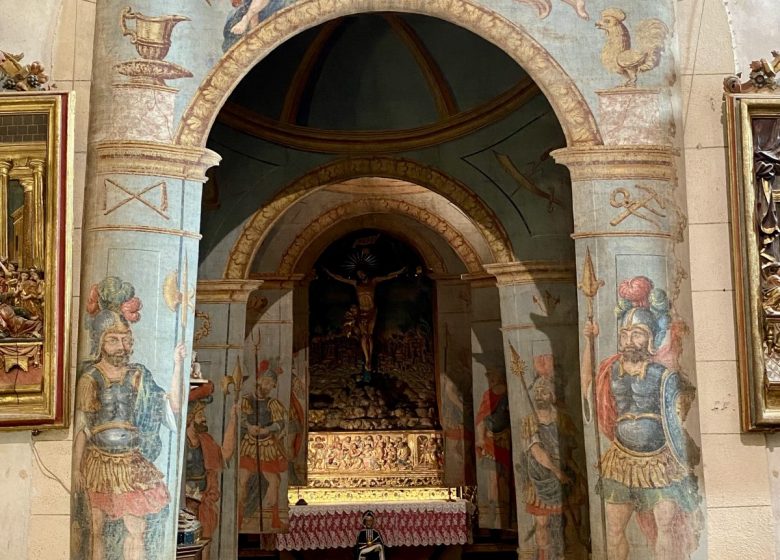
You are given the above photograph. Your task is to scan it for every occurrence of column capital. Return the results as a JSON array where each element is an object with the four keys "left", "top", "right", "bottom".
[
  {"left": 551, "top": 145, "right": 678, "bottom": 183},
  {"left": 483, "top": 261, "right": 575, "bottom": 286},
  {"left": 0, "top": 160, "right": 11, "bottom": 176},
  {"left": 28, "top": 158, "right": 45, "bottom": 172},
  {"left": 96, "top": 141, "right": 221, "bottom": 182},
  {"left": 196, "top": 279, "right": 263, "bottom": 303}
]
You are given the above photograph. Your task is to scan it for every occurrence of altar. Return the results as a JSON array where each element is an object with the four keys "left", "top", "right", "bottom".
[{"left": 276, "top": 500, "right": 475, "bottom": 551}]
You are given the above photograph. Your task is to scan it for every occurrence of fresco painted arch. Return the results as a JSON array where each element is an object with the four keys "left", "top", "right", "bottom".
[
  {"left": 175, "top": 0, "right": 602, "bottom": 149},
  {"left": 222, "top": 157, "right": 516, "bottom": 280}
]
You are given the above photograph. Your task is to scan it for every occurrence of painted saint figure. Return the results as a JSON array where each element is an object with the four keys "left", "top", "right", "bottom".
[
  {"left": 184, "top": 381, "right": 238, "bottom": 559},
  {"left": 73, "top": 276, "right": 183, "bottom": 560},
  {"left": 355, "top": 510, "right": 386, "bottom": 560},
  {"left": 238, "top": 359, "right": 288, "bottom": 531},
  {"left": 520, "top": 358, "right": 586, "bottom": 560},
  {"left": 581, "top": 276, "right": 701, "bottom": 560},
  {"left": 325, "top": 266, "right": 405, "bottom": 372}
]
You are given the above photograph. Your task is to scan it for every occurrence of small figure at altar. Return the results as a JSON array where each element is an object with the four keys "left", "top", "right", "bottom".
[{"left": 355, "top": 510, "right": 385, "bottom": 560}]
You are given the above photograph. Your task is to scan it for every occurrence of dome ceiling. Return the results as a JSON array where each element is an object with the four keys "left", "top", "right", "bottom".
[{"left": 224, "top": 13, "right": 531, "bottom": 133}]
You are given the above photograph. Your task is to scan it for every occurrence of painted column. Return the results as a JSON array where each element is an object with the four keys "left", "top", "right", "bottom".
[
  {"left": 19, "top": 177, "right": 34, "bottom": 268},
  {"left": 0, "top": 160, "right": 11, "bottom": 259},
  {"left": 237, "top": 276, "right": 300, "bottom": 535},
  {"left": 29, "top": 158, "right": 44, "bottom": 269},
  {"left": 486, "top": 261, "right": 589, "bottom": 560},
  {"left": 553, "top": 143, "right": 706, "bottom": 559},
  {"left": 188, "top": 280, "right": 262, "bottom": 560},
  {"left": 467, "top": 274, "right": 513, "bottom": 530},
  {"left": 434, "top": 275, "right": 475, "bottom": 488},
  {"left": 69, "top": 3, "right": 220, "bottom": 559}
]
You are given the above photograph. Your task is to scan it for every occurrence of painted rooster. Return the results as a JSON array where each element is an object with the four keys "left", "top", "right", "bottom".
[{"left": 596, "top": 8, "right": 669, "bottom": 87}]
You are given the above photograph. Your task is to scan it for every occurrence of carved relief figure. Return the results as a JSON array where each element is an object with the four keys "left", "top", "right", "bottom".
[
  {"left": 513, "top": 0, "right": 589, "bottom": 20},
  {"left": 238, "top": 359, "right": 288, "bottom": 531},
  {"left": 596, "top": 8, "right": 669, "bottom": 87},
  {"left": 73, "top": 277, "right": 184, "bottom": 560},
  {"left": 581, "top": 276, "right": 701, "bottom": 559},
  {"left": 184, "top": 381, "right": 238, "bottom": 559},
  {"left": 519, "top": 355, "right": 586, "bottom": 560}
]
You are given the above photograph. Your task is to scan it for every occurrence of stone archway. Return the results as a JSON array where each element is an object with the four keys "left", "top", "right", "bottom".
[
  {"left": 175, "top": 0, "right": 602, "bottom": 149},
  {"left": 223, "top": 157, "right": 514, "bottom": 279}
]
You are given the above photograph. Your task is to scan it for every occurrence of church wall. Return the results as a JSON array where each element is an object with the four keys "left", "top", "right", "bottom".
[
  {"left": 0, "top": 0, "right": 93, "bottom": 558},
  {"left": 0, "top": 0, "right": 779, "bottom": 558},
  {"left": 677, "top": 0, "right": 778, "bottom": 558}
]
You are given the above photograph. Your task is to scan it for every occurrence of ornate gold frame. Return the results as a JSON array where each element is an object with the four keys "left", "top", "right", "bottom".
[
  {"left": 0, "top": 92, "right": 73, "bottom": 430},
  {"left": 726, "top": 93, "right": 780, "bottom": 430}
]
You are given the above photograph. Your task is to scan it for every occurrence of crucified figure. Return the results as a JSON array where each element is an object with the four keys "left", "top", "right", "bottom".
[{"left": 325, "top": 267, "right": 406, "bottom": 372}]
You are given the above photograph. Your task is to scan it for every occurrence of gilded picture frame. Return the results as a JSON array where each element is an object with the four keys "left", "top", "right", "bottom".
[{"left": 0, "top": 92, "right": 73, "bottom": 430}]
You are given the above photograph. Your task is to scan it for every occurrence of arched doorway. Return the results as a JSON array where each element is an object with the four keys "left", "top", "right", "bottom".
[
  {"left": 188, "top": 11, "right": 591, "bottom": 548},
  {"left": 71, "top": 1, "right": 705, "bottom": 559}
]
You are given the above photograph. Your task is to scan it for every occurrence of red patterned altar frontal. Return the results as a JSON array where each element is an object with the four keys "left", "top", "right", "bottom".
[{"left": 275, "top": 500, "right": 474, "bottom": 551}]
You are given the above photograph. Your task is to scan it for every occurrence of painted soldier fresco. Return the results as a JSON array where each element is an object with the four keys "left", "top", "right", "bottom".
[
  {"left": 238, "top": 358, "right": 288, "bottom": 531},
  {"left": 475, "top": 366, "right": 512, "bottom": 527},
  {"left": 184, "top": 381, "right": 238, "bottom": 559},
  {"left": 520, "top": 354, "right": 587, "bottom": 560},
  {"left": 72, "top": 277, "right": 184, "bottom": 560},
  {"left": 581, "top": 276, "right": 701, "bottom": 560}
]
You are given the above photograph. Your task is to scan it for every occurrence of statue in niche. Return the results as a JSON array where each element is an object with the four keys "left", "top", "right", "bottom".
[
  {"left": 308, "top": 231, "right": 438, "bottom": 432},
  {"left": 324, "top": 262, "right": 406, "bottom": 378},
  {"left": 581, "top": 276, "right": 701, "bottom": 560},
  {"left": 73, "top": 276, "right": 185, "bottom": 560},
  {"left": 519, "top": 354, "right": 587, "bottom": 560},
  {"left": 184, "top": 381, "right": 239, "bottom": 559},
  {"left": 355, "top": 510, "right": 386, "bottom": 560}
]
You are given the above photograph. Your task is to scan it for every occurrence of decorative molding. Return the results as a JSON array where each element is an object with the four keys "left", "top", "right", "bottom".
[
  {"left": 195, "top": 279, "right": 263, "bottom": 303},
  {"left": 216, "top": 78, "right": 539, "bottom": 154},
  {"left": 246, "top": 274, "right": 305, "bottom": 290},
  {"left": 193, "top": 310, "right": 211, "bottom": 345},
  {"left": 175, "top": 0, "right": 602, "bottom": 148},
  {"left": 96, "top": 141, "right": 221, "bottom": 182},
  {"left": 484, "top": 261, "right": 576, "bottom": 286},
  {"left": 274, "top": 213, "right": 449, "bottom": 276},
  {"left": 223, "top": 157, "right": 514, "bottom": 279},
  {"left": 551, "top": 145, "right": 677, "bottom": 182},
  {"left": 88, "top": 224, "right": 202, "bottom": 239},
  {"left": 0, "top": 51, "right": 48, "bottom": 91},
  {"left": 724, "top": 50, "right": 780, "bottom": 93},
  {"left": 570, "top": 230, "right": 672, "bottom": 240},
  {"left": 276, "top": 198, "right": 483, "bottom": 276}
]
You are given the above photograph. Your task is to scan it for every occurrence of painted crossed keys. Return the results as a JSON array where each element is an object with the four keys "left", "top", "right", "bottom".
[{"left": 609, "top": 184, "right": 667, "bottom": 229}]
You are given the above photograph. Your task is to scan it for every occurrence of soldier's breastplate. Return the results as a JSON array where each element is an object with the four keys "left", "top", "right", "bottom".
[
  {"left": 612, "top": 370, "right": 665, "bottom": 453},
  {"left": 92, "top": 374, "right": 139, "bottom": 453}
]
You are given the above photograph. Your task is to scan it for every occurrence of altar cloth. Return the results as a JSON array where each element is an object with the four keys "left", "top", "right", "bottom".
[{"left": 275, "top": 500, "right": 475, "bottom": 550}]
